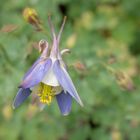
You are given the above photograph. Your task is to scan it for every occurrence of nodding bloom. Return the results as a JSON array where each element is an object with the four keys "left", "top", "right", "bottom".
[{"left": 13, "top": 16, "right": 83, "bottom": 116}]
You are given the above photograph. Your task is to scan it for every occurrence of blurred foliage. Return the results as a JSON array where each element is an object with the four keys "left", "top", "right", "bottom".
[{"left": 0, "top": 0, "right": 140, "bottom": 140}]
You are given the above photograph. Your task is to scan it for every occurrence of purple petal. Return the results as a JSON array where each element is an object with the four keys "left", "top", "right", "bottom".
[
  {"left": 23, "top": 43, "right": 49, "bottom": 80},
  {"left": 53, "top": 60, "right": 83, "bottom": 106},
  {"left": 20, "top": 58, "right": 52, "bottom": 88},
  {"left": 13, "top": 88, "right": 31, "bottom": 109},
  {"left": 23, "top": 57, "right": 41, "bottom": 80},
  {"left": 56, "top": 90, "right": 72, "bottom": 116},
  {"left": 57, "top": 16, "right": 66, "bottom": 45}
]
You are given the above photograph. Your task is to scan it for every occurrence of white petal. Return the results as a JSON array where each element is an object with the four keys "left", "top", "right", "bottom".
[
  {"left": 42, "top": 64, "right": 60, "bottom": 86},
  {"left": 54, "top": 86, "right": 63, "bottom": 95}
]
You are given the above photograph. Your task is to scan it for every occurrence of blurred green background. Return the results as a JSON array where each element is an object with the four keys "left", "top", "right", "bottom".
[{"left": 0, "top": 0, "right": 140, "bottom": 140}]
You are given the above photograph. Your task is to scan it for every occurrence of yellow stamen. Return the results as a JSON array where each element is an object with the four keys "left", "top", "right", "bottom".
[{"left": 37, "top": 83, "right": 54, "bottom": 105}]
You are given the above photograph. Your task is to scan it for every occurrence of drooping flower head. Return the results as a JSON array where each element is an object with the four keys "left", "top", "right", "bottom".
[{"left": 13, "top": 16, "right": 83, "bottom": 115}]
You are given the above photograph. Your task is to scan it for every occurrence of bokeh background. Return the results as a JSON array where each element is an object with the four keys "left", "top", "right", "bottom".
[{"left": 0, "top": 0, "right": 140, "bottom": 140}]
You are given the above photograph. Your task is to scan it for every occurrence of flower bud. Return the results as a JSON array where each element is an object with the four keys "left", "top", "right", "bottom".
[
  {"left": 115, "top": 71, "right": 135, "bottom": 91},
  {"left": 23, "top": 7, "right": 42, "bottom": 31}
]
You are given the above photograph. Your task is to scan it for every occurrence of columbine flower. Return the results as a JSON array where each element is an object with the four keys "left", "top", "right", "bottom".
[{"left": 13, "top": 16, "right": 83, "bottom": 116}]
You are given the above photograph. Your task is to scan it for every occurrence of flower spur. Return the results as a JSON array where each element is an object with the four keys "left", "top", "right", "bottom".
[{"left": 13, "top": 16, "right": 83, "bottom": 115}]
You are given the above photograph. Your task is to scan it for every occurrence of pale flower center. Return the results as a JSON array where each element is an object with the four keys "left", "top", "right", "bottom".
[{"left": 42, "top": 59, "right": 60, "bottom": 86}]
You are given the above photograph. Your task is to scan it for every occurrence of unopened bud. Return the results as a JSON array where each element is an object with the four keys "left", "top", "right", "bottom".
[
  {"left": 73, "top": 61, "right": 86, "bottom": 72},
  {"left": 23, "top": 7, "right": 42, "bottom": 31},
  {"left": 115, "top": 71, "right": 135, "bottom": 91}
]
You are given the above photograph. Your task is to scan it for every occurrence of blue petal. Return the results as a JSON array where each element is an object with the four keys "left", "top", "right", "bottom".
[
  {"left": 19, "top": 58, "right": 52, "bottom": 88},
  {"left": 56, "top": 90, "right": 72, "bottom": 116},
  {"left": 23, "top": 42, "right": 49, "bottom": 80},
  {"left": 23, "top": 57, "right": 41, "bottom": 80},
  {"left": 13, "top": 88, "right": 31, "bottom": 109},
  {"left": 53, "top": 60, "right": 83, "bottom": 106}
]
